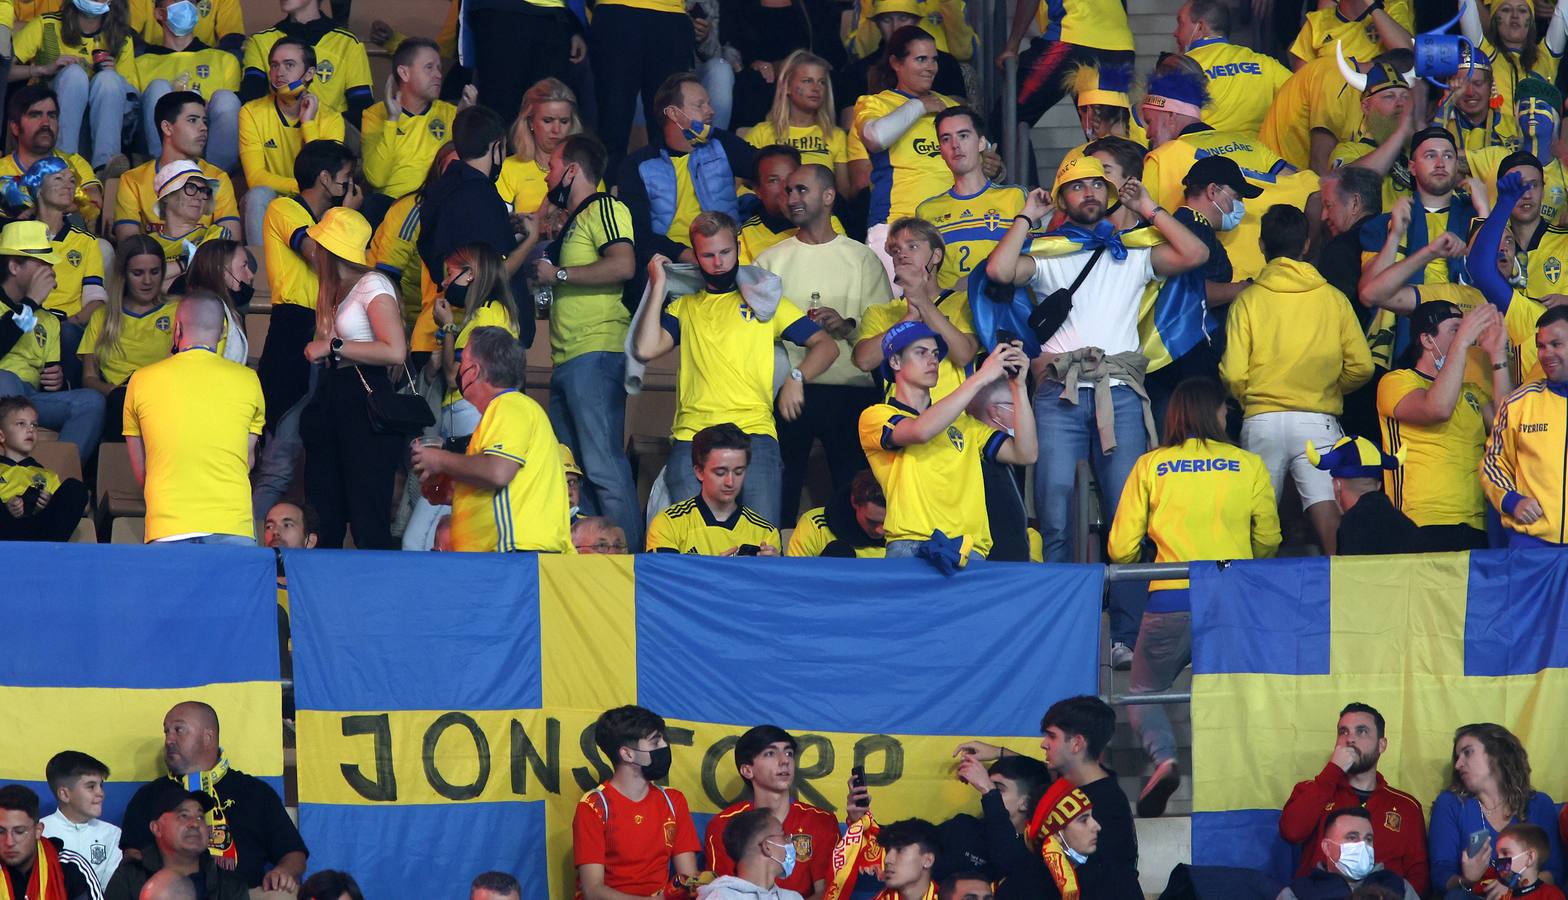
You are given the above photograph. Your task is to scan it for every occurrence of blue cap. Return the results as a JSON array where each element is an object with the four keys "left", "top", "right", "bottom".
[{"left": 880, "top": 319, "right": 948, "bottom": 381}]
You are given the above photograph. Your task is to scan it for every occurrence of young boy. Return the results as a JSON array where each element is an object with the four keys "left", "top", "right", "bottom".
[
  {"left": 704, "top": 726, "right": 840, "bottom": 900},
  {"left": 573, "top": 705, "right": 701, "bottom": 900},
  {"left": 698, "top": 808, "right": 804, "bottom": 900},
  {"left": 1496, "top": 823, "right": 1565, "bottom": 899},
  {"left": 874, "top": 819, "right": 940, "bottom": 900},
  {"left": 41, "top": 750, "right": 122, "bottom": 888},
  {"left": 0, "top": 397, "right": 88, "bottom": 542}
]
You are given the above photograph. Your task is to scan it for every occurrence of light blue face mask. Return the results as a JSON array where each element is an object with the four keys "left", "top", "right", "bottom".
[
  {"left": 766, "top": 839, "right": 797, "bottom": 878},
  {"left": 165, "top": 0, "right": 200, "bottom": 36},
  {"left": 1219, "top": 196, "right": 1246, "bottom": 232},
  {"left": 1063, "top": 843, "right": 1089, "bottom": 865},
  {"left": 11, "top": 303, "right": 37, "bottom": 334},
  {"left": 72, "top": 0, "right": 111, "bottom": 16}
]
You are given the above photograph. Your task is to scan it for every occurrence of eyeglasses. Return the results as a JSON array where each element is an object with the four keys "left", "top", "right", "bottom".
[
  {"left": 179, "top": 180, "right": 212, "bottom": 198},
  {"left": 575, "top": 540, "right": 628, "bottom": 553}
]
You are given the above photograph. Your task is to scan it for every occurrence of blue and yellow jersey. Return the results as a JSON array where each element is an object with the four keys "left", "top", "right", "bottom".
[
  {"left": 646, "top": 496, "right": 780, "bottom": 555},
  {"left": 855, "top": 290, "right": 974, "bottom": 400},
  {"left": 1287, "top": 0, "right": 1413, "bottom": 65},
  {"left": 443, "top": 299, "right": 518, "bottom": 407},
  {"left": 847, "top": 0, "right": 978, "bottom": 60},
  {"left": 1258, "top": 53, "right": 1364, "bottom": 169},
  {"left": 859, "top": 401, "right": 1001, "bottom": 556},
  {"left": 450, "top": 390, "right": 573, "bottom": 553},
  {"left": 42, "top": 224, "right": 103, "bottom": 318},
  {"left": 848, "top": 89, "right": 956, "bottom": 228},
  {"left": 1145, "top": 127, "right": 1293, "bottom": 213},
  {"left": 13, "top": 12, "right": 135, "bottom": 71},
  {"left": 552, "top": 194, "right": 634, "bottom": 366},
  {"left": 242, "top": 23, "right": 371, "bottom": 117},
  {"left": 661, "top": 290, "right": 820, "bottom": 441},
  {"left": 128, "top": 0, "right": 244, "bottom": 49},
  {"left": 368, "top": 193, "right": 425, "bottom": 330},
  {"left": 1377, "top": 368, "right": 1489, "bottom": 530},
  {"left": 1107, "top": 438, "right": 1280, "bottom": 594},
  {"left": 147, "top": 224, "right": 229, "bottom": 271},
  {"left": 0, "top": 302, "right": 58, "bottom": 386},
  {"left": 78, "top": 300, "right": 177, "bottom": 387},
  {"left": 1441, "top": 107, "right": 1521, "bottom": 159},
  {"left": 123, "top": 41, "right": 241, "bottom": 98},
  {"left": 744, "top": 121, "right": 848, "bottom": 171},
  {"left": 0, "top": 454, "right": 62, "bottom": 502},
  {"left": 114, "top": 158, "right": 240, "bottom": 235},
  {"left": 237, "top": 96, "right": 346, "bottom": 196},
  {"left": 1522, "top": 225, "right": 1568, "bottom": 307},
  {"left": 1483, "top": 380, "right": 1568, "bottom": 543},
  {"left": 786, "top": 506, "right": 886, "bottom": 558},
  {"left": 262, "top": 194, "right": 321, "bottom": 310},
  {"left": 362, "top": 100, "right": 457, "bottom": 200},
  {"left": 1034, "top": 0, "right": 1134, "bottom": 51},
  {"left": 1406, "top": 283, "right": 1500, "bottom": 400},
  {"left": 1185, "top": 38, "right": 1293, "bottom": 136},
  {"left": 916, "top": 181, "right": 1026, "bottom": 290}
]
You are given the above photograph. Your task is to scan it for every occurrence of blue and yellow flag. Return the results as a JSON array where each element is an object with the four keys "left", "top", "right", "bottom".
[
  {"left": 288, "top": 552, "right": 1103, "bottom": 899},
  {"left": 0, "top": 544, "right": 283, "bottom": 824},
  {"left": 1189, "top": 550, "right": 1568, "bottom": 880}
]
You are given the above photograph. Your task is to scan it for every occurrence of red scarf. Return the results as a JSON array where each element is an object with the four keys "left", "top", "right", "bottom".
[{"left": 0, "top": 837, "right": 68, "bottom": 900}]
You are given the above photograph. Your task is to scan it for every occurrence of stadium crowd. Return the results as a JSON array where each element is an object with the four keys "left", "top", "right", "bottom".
[{"left": 4, "top": 0, "right": 1568, "bottom": 896}]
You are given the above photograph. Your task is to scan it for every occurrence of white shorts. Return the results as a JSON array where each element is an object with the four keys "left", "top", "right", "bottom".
[{"left": 1240, "top": 410, "right": 1344, "bottom": 510}]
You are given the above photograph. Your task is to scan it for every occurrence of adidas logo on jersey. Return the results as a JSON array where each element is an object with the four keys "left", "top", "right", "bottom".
[{"left": 264, "top": 139, "right": 278, "bottom": 149}]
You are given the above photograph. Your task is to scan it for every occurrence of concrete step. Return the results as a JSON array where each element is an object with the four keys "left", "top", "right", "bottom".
[{"left": 1137, "top": 816, "right": 1192, "bottom": 898}]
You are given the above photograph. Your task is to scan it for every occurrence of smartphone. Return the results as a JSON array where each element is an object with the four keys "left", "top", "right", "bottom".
[
  {"left": 995, "top": 329, "right": 1023, "bottom": 379},
  {"left": 850, "top": 765, "right": 869, "bottom": 807},
  {"left": 736, "top": 544, "right": 761, "bottom": 556},
  {"left": 1466, "top": 829, "right": 1490, "bottom": 857}
]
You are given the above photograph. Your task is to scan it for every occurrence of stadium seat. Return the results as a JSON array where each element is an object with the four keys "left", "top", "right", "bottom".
[
  {"left": 109, "top": 516, "right": 145, "bottom": 545},
  {"left": 246, "top": 310, "right": 271, "bottom": 366},
  {"left": 248, "top": 246, "right": 271, "bottom": 308},
  {"left": 100, "top": 177, "right": 119, "bottom": 236},
  {"left": 30, "top": 439, "right": 96, "bottom": 541},
  {"left": 96, "top": 442, "right": 146, "bottom": 521}
]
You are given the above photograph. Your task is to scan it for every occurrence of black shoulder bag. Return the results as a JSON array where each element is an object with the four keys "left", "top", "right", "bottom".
[
  {"left": 357, "top": 364, "right": 436, "bottom": 435},
  {"left": 1027, "top": 246, "right": 1107, "bottom": 345}
]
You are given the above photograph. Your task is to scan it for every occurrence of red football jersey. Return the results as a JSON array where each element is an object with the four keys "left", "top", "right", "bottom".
[
  {"left": 704, "top": 799, "right": 841, "bottom": 893},
  {"left": 574, "top": 782, "right": 701, "bottom": 897}
]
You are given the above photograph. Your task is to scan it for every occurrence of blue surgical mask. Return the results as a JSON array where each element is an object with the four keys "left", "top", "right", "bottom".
[
  {"left": 11, "top": 303, "right": 37, "bottom": 334},
  {"left": 1063, "top": 843, "right": 1089, "bottom": 865},
  {"left": 71, "top": 0, "right": 111, "bottom": 15},
  {"left": 1219, "top": 196, "right": 1246, "bottom": 232},
  {"left": 766, "top": 839, "right": 797, "bottom": 878},
  {"left": 166, "top": 0, "right": 200, "bottom": 36}
]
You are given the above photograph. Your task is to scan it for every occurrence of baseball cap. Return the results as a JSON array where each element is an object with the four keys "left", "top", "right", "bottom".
[
  {"left": 143, "top": 778, "right": 217, "bottom": 821},
  {"left": 1181, "top": 156, "right": 1262, "bottom": 198},
  {"left": 1306, "top": 435, "right": 1404, "bottom": 480},
  {"left": 1409, "top": 125, "right": 1457, "bottom": 157},
  {"left": 880, "top": 319, "right": 948, "bottom": 381},
  {"left": 1410, "top": 299, "right": 1462, "bottom": 337}
]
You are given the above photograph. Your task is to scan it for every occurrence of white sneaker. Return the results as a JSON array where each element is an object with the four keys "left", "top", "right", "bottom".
[{"left": 1110, "top": 642, "right": 1134, "bottom": 670}]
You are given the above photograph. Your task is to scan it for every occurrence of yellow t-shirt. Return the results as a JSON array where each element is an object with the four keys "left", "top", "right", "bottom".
[
  {"left": 0, "top": 151, "right": 100, "bottom": 223},
  {"left": 449, "top": 390, "right": 574, "bottom": 553},
  {"left": 0, "top": 455, "right": 62, "bottom": 502},
  {"left": 147, "top": 223, "right": 229, "bottom": 271},
  {"left": 0, "top": 302, "right": 58, "bottom": 385},
  {"left": 13, "top": 13, "right": 135, "bottom": 70},
  {"left": 786, "top": 506, "right": 886, "bottom": 558},
  {"left": 241, "top": 24, "right": 371, "bottom": 116},
  {"left": 498, "top": 157, "right": 548, "bottom": 215},
  {"left": 1522, "top": 225, "right": 1568, "bottom": 305},
  {"left": 849, "top": 89, "right": 956, "bottom": 227},
  {"left": 262, "top": 194, "right": 321, "bottom": 310},
  {"left": 646, "top": 496, "right": 780, "bottom": 555},
  {"left": 368, "top": 193, "right": 426, "bottom": 328},
  {"left": 755, "top": 233, "right": 891, "bottom": 389},
  {"left": 122, "top": 349, "right": 264, "bottom": 542},
  {"left": 42, "top": 223, "right": 104, "bottom": 317},
  {"left": 2, "top": 0, "right": 62, "bottom": 28},
  {"left": 1186, "top": 38, "right": 1293, "bottom": 136},
  {"left": 859, "top": 400, "right": 1000, "bottom": 555},
  {"left": 737, "top": 213, "right": 845, "bottom": 265},
  {"left": 1377, "top": 367, "right": 1488, "bottom": 530},
  {"left": 744, "top": 121, "right": 849, "bottom": 170},
  {"left": 596, "top": 0, "right": 685, "bottom": 14},
  {"left": 362, "top": 99, "right": 457, "bottom": 200},
  {"left": 78, "top": 300, "right": 177, "bottom": 387},
  {"left": 113, "top": 158, "right": 240, "bottom": 234},
  {"left": 1503, "top": 289, "right": 1547, "bottom": 385},
  {"left": 1288, "top": 0, "right": 1414, "bottom": 65},
  {"left": 1259, "top": 54, "right": 1364, "bottom": 169},
  {"left": 916, "top": 181, "right": 1026, "bottom": 290},
  {"left": 854, "top": 290, "right": 974, "bottom": 400},
  {"left": 551, "top": 193, "right": 634, "bottom": 366},
  {"left": 1408, "top": 282, "right": 1498, "bottom": 400},
  {"left": 123, "top": 41, "right": 240, "bottom": 97},
  {"left": 663, "top": 290, "right": 818, "bottom": 441},
  {"left": 1034, "top": 0, "right": 1134, "bottom": 51},
  {"left": 848, "top": 0, "right": 978, "bottom": 59},
  {"left": 237, "top": 96, "right": 346, "bottom": 195},
  {"left": 443, "top": 298, "right": 518, "bottom": 407}
]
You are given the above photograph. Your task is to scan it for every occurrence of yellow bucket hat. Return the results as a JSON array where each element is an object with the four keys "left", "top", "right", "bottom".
[
  {"left": 0, "top": 220, "right": 61, "bottom": 265},
  {"left": 306, "top": 207, "right": 372, "bottom": 267}
]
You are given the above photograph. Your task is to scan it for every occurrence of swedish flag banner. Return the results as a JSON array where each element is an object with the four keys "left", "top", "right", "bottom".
[
  {"left": 287, "top": 552, "right": 1103, "bottom": 899},
  {"left": 1189, "top": 550, "right": 1568, "bottom": 880},
  {"left": 0, "top": 544, "right": 284, "bottom": 824}
]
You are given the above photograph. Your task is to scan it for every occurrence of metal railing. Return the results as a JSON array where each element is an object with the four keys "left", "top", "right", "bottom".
[{"left": 1102, "top": 561, "right": 1194, "bottom": 707}]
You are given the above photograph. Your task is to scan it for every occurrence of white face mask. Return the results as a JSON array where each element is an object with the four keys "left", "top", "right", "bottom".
[{"left": 1334, "top": 841, "right": 1375, "bottom": 881}]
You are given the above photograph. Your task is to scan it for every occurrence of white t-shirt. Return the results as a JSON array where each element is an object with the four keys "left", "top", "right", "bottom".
[
  {"left": 1029, "top": 246, "right": 1155, "bottom": 358},
  {"left": 333, "top": 271, "right": 397, "bottom": 343},
  {"left": 755, "top": 234, "right": 893, "bottom": 387},
  {"left": 41, "top": 809, "right": 121, "bottom": 888}
]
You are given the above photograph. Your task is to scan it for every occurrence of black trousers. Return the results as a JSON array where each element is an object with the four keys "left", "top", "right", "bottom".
[
  {"left": 775, "top": 383, "right": 879, "bottom": 524},
  {"left": 0, "top": 477, "right": 88, "bottom": 542},
  {"left": 1013, "top": 43, "right": 1135, "bottom": 130},
  {"left": 1419, "top": 523, "right": 1489, "bottom": 552},
  {"left": 471, "top": 8, "right": 577, "bottom": 125},
  {"left": 100, "top": 384, "right": 127, "bottom": 443},
  {"left": 301, "top": 366, "right": 404, "bottom": 549},
  {"left": 257, "top": 303, "right": 317, "bottom": 431},
  {"left": 591, "top": 4, "right": 695, "bottom": 180}
]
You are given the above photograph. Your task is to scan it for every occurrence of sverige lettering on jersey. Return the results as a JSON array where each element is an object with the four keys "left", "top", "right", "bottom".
[
  {"left": 1155, "top": 458, "right": 1244, "bottom": 476},
  {"left": 1205, "top": 61, "right": 1263, "bottom": 78}
]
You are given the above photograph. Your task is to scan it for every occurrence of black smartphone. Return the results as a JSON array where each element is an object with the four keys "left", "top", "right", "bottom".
[
  {"left": 736, "top": 544, "right": 761, "bottom": 556},
  {"left": 688, "top": 5, "right": 708, "bottom": 19},
  {"left": 995, "top": 329, "right": 1023, "bottom": 379},
  {"left": 850, "top": 765, "right": 869, "bottom": 806}
]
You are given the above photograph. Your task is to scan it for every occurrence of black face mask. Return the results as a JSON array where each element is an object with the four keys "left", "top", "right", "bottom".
[
  {"left": 546, "top": 172, "right": 575, "bottom": 210},
  {"left": 703, "top": 265, "right": 739, "bottom": 294},
  {"left": 444, "top": 280, "right": 470, "bottom": 309},
  {"left": 636, "top": 745, "right": 672, "bottom": 782},
  {"left": 232, "top": 279, "right": 255, "bottom": 308},
  {"left": 489, "top": 147, "right": 504, "bottom": 185}
]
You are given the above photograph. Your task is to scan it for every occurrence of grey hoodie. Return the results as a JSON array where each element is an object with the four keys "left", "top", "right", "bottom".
[{"left": 696, "top": 875, "right": 807, "bottom": 900}]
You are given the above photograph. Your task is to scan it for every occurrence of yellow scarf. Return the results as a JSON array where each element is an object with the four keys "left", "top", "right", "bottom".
[
  {"left": 824, "top": 814, "right": 882, "bottom": 900},
  {"left": 0, "top": 837, "right": 66, "bottom": 900},
  {"left": 180, "top": 753, "right": 237, "bottom": 863}
]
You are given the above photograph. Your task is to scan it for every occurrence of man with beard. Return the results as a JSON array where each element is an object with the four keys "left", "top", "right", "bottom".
[
  {"left": 1482, "top": 305, "right": 1568, "bottom": 547},
  {"left": 1278, "top": 703, "right": 1429, "bottom": 896},
  {"left": 1316, "top": 165, "right": 1388, "bottom": 440},
  {"left": 633, "top": 212, "right": 838, "bottom": 525},
  {"left": 1359, "top": 127, "right": 1478, "bottom": 293},
  {"left": 1330, "top": 50, "right": 1418, "bottom": 212},
  {"left": 0, "top": 85, "right": 102, "bottom": 223}
]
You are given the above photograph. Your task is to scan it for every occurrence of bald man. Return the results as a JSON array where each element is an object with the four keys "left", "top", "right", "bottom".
[
  {"left": 140, "top": 868, "right": 198, "bottom": 900},
  {"left": 123, "top": 293, "right": 267, "bottom": 545},
  {"left": 118, "top": 702, "right": 308, "bottom": 893}
]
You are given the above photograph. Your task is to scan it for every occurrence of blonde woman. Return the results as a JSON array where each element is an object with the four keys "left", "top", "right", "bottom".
[
  {"left": 1459, "top": 0, "right": 1568, "bottom": 111},
  {"left": 79, "top": 235, "right": 177, "bottom": 440},
  {"left": 147, "top": 160, "right": 229, "bottom": 291},
  {"left": 746, "top": 50, "right": 850, "bottom": 196},
  {"left": 498, "top": 77, "right": 584, "bottom": 216}
]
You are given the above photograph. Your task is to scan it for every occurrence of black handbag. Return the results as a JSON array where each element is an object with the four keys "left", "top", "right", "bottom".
[
  {"left": 1027, "top": 246, "right": 1106, "bottom": 345},
  {"left": 356, "top": 364, "right": 435, "bottom": 435}
]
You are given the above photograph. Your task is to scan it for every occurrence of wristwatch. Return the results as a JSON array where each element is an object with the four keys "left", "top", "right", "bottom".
[
  {"left": 789, "top": 368, "right": 804, "bottom": 383},
  {"left": 330, "top": 337, "right": 344, "bottom": 357},
  {"left": 554, "top": 267, "right": 569, "bottom": 283}
]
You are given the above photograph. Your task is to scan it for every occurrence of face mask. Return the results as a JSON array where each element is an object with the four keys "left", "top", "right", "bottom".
[
  {"left": 635, "top": 745, "right": 672, "bottom": 781},
  {"left": 165, "top": 0, "right": 200, "bottom": 36},
  {"left": 546, "top": 172, "right": 575, "bottom": 210},
  {"left": 766, "top": 839, "right": 797, "bottom": 878},
  {"left": 11, "top": 303, "right": 37, "bottom": 333},
  {"left": 1432, "top": 349, "right": 1447, "bottom": 371},
  {"left": 1063, "top": 843, "right": 1089, "bottom": 865},
  {"left": 277, "top": 77, "right": 311, "bottom": 101},
  {"left": 489, "top": 147, "right": 504, "bottom": 185},
  {"left": 72, "top": 0, "right": 110, "bottom": 15},
  {"left": 444, "top": 279, "right": 470, "bottom": 309},
  {"left": 1334, "top": 841, "right": 1375, "bottom": 881},
  {"left": 682, "top": 120, "right": 713, "bottom": 145},
  {"left": 703, "top": 265, "right": 739, "bottom": 294},
  {"left": 231, "top": 279, "right": 255, "bottom": 308},
  {"left": 1219, "top": 196, "right": 1245, "bottom": 232}
]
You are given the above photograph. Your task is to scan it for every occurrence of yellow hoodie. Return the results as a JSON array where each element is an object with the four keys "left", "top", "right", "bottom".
[{"left": 1221, "top": 257, "right": 1374, "bottom": 417}]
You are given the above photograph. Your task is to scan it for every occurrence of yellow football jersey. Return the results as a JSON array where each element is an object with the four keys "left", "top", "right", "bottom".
[
  {"left": 368, "top": 193, "right": 426, "bottom": 328},
  {"left": 744, "top": 121, "right": 848, "bottom": 170},
  {"left": 1288, "top": 0, "right": 1413, "bottom": 65},
  {"left": 0, "top": 301, "right": 58, "bottom": 386},
  {"left": 78, "top": 300, "right": 177, "bottom": 387},
  {"left": 915, "top": 181, "right": 1026, "bottom": 289},
  {"left": 646, "top": 496, "right": 780, "bottom": 555},
  {"left": 1377, "top": 368, "right": 1488, "bottom": 530},
  {"left": 128, "top": 0, "right": 244, "bottom": 48},
  {"left": 124, "top": 41, "right": 240, "bottom": 97},
  {"left": 859, "top": 401, "right": 1001, "bottom": 556},
  {"left": 847, "top": 0, "right": 978, "bottom": 59},
  {"left": 1406, "top": 282, "right": 1499, "bottom": 400},
  {"left": 552, "top": 193, "right": 634, "bottom": 366},
  {"left": 262, "top": 194, "right": 321, "bottom": 310},
  {"left": 242, "top": 24, "right": 371, "bottom": 116},
  {"left": 42, "top": 224, "right": 104, "bottom": 317},
  {"left": 1259, "top": 53, "right": 1365, "bottom": 169},
  {"left": 362, "top": 99, "right": 457, "bottom": 200},
  {"left": 147, "top": 224, "right": 230, "bottom": 270},
  {"left": 114, "top": 158, "right": 239, "bottom": 234},
  {"left": 786, "top": 506, "right": 886, "bottom": 558},
  {"left": 0, "top": 455, "right": 62, "bottom": 502},
  {"left": 855, "top": 290, "right": 974, "bottom": 400},
  {"left": 237, "top": 95, "right": 346, "bottom": 195},
  {"left": 1033, "top": 0, "right": 1134, "bottom": 51},
  {"left": 449, "top": 390, "right": 574, "bottom": 553},
  {"left": 849, "top": 89, "right": 957, "bottom": 228},
  {"left": 1186, "top": 38, "right": 1293, "bottom": 136},
  {"left": 13, "top": 12, "right": 134, "bottom": 69},
  {"left": 0, "top": 151, "right": 99, "bottom": 223}
]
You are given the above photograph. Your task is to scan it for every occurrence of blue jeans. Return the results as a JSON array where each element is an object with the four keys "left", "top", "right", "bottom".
[
  {"left": 0, "top": 370, "right": 104, "bottom": 455},
  {"left": 143, "top": 83, "right": 240, "bottom": 171},
  {"left": 1127, "top": 609, "right": 1191, "bottom": 766},
  {"left": 885, "top": 539, "right": 988, "bottom": 563},
  {"left": 697, "top": 55, "right": 735, "bottom": 130},
  {"left": 54, "top": 64, "right": 134, "bottom": 167},
  {"left": 242, "top": 187, "right": 278, "bottom": 249},
  {"left": 251, "top": 363, "right": 319, "bottom": 520},
  {"left": 548, "top": 351, "right": 642, "bottom": 550},
  {"left": 665, "top": 431, "right": 783, "bottom": 526},
  {"left": 158, "top": 533, "right": 255, "bottom": 545},
  {"left": 1034, "top": 380, "right": 1149, "bottom": 647}
]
